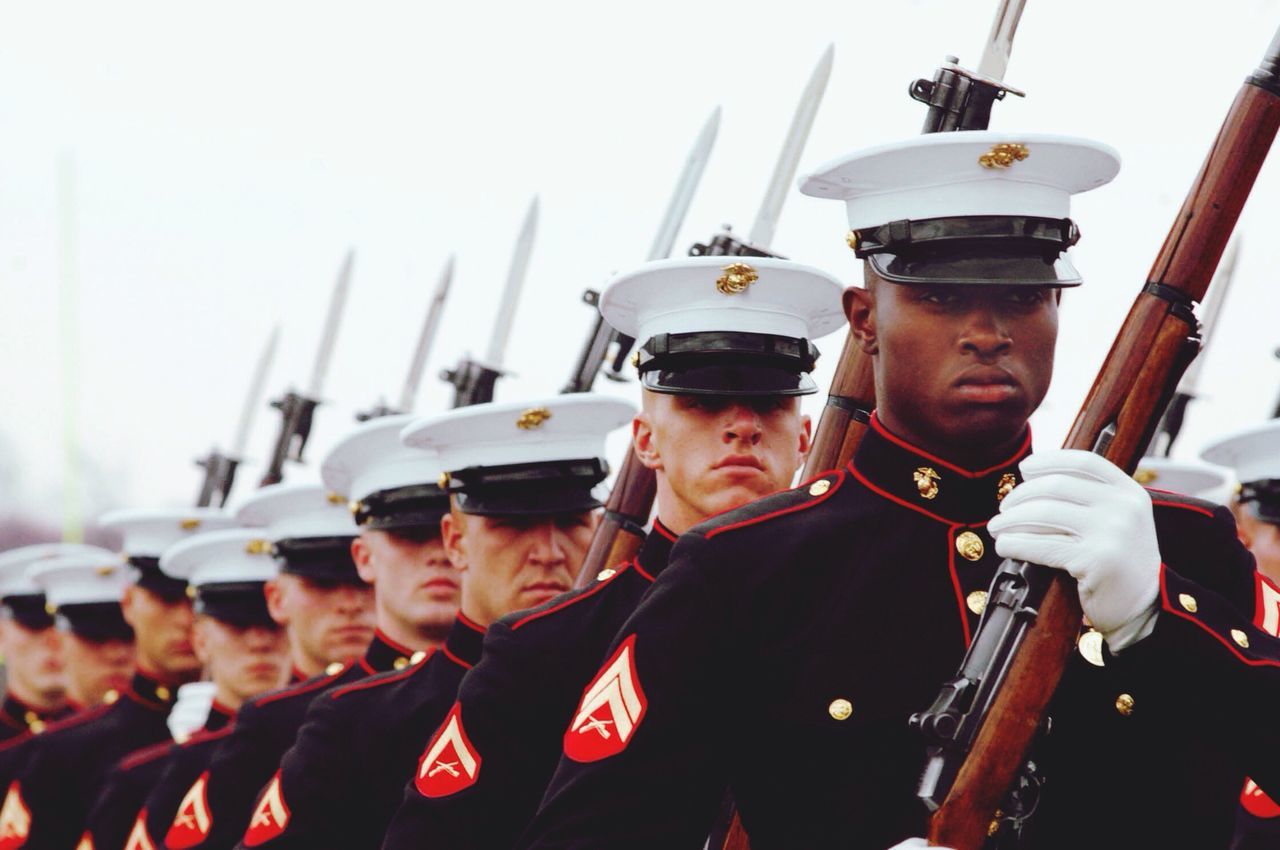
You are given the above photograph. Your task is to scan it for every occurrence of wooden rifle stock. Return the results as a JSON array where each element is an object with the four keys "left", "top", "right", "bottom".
[
  {"left": 928, "top": 44, "right": 1280, "bottom": 850},
  {"left": 574, "top": 448, "right": 657, "bottom": 588}
]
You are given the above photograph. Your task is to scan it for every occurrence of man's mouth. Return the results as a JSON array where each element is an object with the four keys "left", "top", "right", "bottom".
[
  {"left": 953, "top": 368, "right": 1020, "bottom": 403},
  {"left": 713, "top": 455, "right": 766, "bottom": 472}
]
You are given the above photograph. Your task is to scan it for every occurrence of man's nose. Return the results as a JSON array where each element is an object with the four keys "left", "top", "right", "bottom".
[
  {"left": 959, "top": 309, "right": 1013, "bottom": 358},
  {"left": 723, "top": 404, "right": 764, "bottom": 445}
]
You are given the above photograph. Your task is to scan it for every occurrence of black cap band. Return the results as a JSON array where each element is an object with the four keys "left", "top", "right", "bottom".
[
  {"left": 636, "top": 331, "right": 819, "bottom": 397},
  {"left": 194, "top": 581, "right": 278, "bottom": 630},
  {"left": 128, "top": 556, "right": 191, "bottom": 603},
  {"left": 854, "top": 215, "right": 1083, "bottom": 287},
  {"left": 447, "top": 458, "right": 608, "bottom": 517},
  {"left": 56, "top": 602, "right": 134, "bottom": 643},
  {"left": 1241, "top": 479, "right": 1280, "bottom": 525},
  {"left": 273, "top": 536, "right": 365, "bottom": 584},
  {"left": 1, "top": 595, "right": 55, "bottom": 631},
  {"left": 355, "top": 484, "right": 450, "bottom": 533}
]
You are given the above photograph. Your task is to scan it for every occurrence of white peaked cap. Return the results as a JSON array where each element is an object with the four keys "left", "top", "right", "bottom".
[
  {"left": 160, "top": 528, "right": 282, "bottom": 587},
  {"left": 1200, "top": 419, "right": 1280, "bottom": 484},
  {"left": 234, "top": 482, "right": 357, "bottom": 541},
  {"left": 1132, "top": 457, "right": 1230, "bottom": 500},
  {"left": 799, "top": 131, "right": 1121, "bottom": 230},
  {"left": 322, "top": 414, "right": 446, "bottom": 504},
  {"left": 98, "top": 507, "right": 238, "bottom": 559},
  {"left": 599, "top": 256, "right": 846, "bottom": 345},
  {"left": 168, "top": 681, "right": 217, "bottom": 743},
  {"left": 27, "top": 549, "right": 138, "bottom": 607},
  {"left": 0, "top": 543, "right": 112, "bottom": 598},
  {"left": 402, "top": 394, "right": 636, "bottom": 474}
]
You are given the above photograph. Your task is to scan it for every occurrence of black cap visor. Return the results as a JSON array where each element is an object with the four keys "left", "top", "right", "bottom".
[
  {"left": 1, "top": 595, "right": 56, "bottom": 631},
  {"left": 637, "top": 331, "right": 819, "bottom": 397},
  {"left": 195, "top": 582, "right": 279, "bottom": 630},
  {"left": 449, "top": 459, "right": 607, "bottom": 517},
  {"left": 356, "top": 485, "right": 450, "bottom": 535},
  {"left": 1242, "top": 479, "right": 1280, "bottom": 525},
  {"left": 56, "top": 602, "right": 135, "bottom": 644},
  {"left": 129, "top": 557, "right": 191, "bottom": 603},
  {"left": 274, "top": 536, "right": 365, "bottom": 585},
  {"left": 867, "top": 251, "right": 1081, "bottom": 287}
]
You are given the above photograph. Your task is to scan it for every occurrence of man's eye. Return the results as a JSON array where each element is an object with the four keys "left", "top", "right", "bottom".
[
  {"left": 920, "top": 290, "right": 960, "bottom": 305},
  {"left": 1005, "top": 289, "right": 1047, "bottom": 304}
]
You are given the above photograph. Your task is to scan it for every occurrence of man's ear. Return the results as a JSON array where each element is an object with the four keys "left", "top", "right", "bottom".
[
  {"left": 797, "top": 413, "right": 813, "bottom": 460},
  {"left": 263, "top": 579, "right": 288, "bottom": 626},
  {"left": 191, "top": 618, "right": 212, "bottom": 667},
  {"left": 120, "top": 584, "right": 141, "bottom": 630},
  {"left": 844, "top": 286, "right": 878, "bottom": 355},
  {"left": 351, "top": 535, "right": 376, "bottom": 585},
  {"left": 440, "top": 513, "right": 468, "bottom": 572},
  {"left": 633, "top": 413, "right": 662, "bottom": 471}
]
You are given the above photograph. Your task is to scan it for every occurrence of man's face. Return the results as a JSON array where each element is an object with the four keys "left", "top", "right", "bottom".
[
  {"left": 63, "top": 634, "right": 134, "bottom": 706},
  {"left": 121, "top": 585, "right": 199, "bottom": 681},
  {"left": 0, "top": 621, "right": 65, "bottom": 706},
  {"left": 635, "top": 393, "right": 810, "bottom": 531},
  {"left": 352, "top": 529, "right": 459, "bottom": 642},
  {"left": 1235, "top": 504, "right": 1280, "bottom": 585},
  {"left": 442, "top": 510, "right": 597, "bottom": 626},
  {"left": 264, "top": 574, "right": 376, "bottom": 673},
  {"left": 846, "top": 276, "right": 1058, "bottom": 457},
  {"left": 192, "top": 617, "right": 290, "bottom": 708}
]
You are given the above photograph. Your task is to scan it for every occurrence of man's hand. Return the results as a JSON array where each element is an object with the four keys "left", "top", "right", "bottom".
[
  {"left": 886, "top": 839, "right": 953, "bottom": 849},
  {"left": 988, "top": 448, "right": 1161, "bottom": 652}
]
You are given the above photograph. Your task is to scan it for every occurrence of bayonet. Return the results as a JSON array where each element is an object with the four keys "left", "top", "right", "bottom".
[
  {"left": 260, "top": 251, "right": 356, "bottom": 486},
  {"left": 748, "top": 43, "right": 834, "bottom": 250},
  {"left": 441, "top": 201, "right": 538, "bottom": 407},
  {"left": 910, "top": 0, "right": 1027, "bottom": 132},
  {"left": 566, "top": 107, "right": 721, "bottom": 392},
  {"left": 692, "top": 45, "right": 835, "bottom": 259},
  {"left": 195, "top": 324, "right": 279, "bottom": 506}
]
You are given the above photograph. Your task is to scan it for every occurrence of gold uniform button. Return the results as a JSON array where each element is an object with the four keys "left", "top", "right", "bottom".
[
  {"left": 1115, "top": 693, "right": 1135, "bottom": 717},
  {"left": 966, "top": 590, "right": 988, "bottom": 616},
  {"left": 828, "top": 698, "right": 853, "bottom": 721},
  {"left": 22, "top": 711, "right": 37, "bottom": 725},
  {"left": 393, "top": 656, "right": 410, "bottom": 671},
  {"left": 1232, "top": 629, "right": 1251, "bottom": 649},
  {"left": 28, "top": 720, "right": 45, "bottom": 735},
  {"left": 1078, "top": 629, "right": 1105, "bottom": 667},
  {"left": 103, "top": 689, "right": 120, "bottom": 705},
  {"left": 155, "top": 686, "right": 171, "bottom": 702},
  {"left": 326, "top": 662, "right": 345, "bottom": 676},
  {"left": 809, "top": 479, "right": 831, "bottom": 497},
  {"left": 1178, "top": 593, "right": 1198, "bottom": 613},
  {"left": 596, "top": 568, "right": 617, "bottom": 582},
  {"left": 956, "top": 531, "right": 985, "bottom": 561},
  {"left": 410, "top": 650, "right": 428, "bottom": 665}
]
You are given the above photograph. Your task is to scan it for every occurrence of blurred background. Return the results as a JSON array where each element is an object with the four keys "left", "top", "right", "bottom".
[{"left": 2, "top": 0, "right": 1278, "bottom": 542}]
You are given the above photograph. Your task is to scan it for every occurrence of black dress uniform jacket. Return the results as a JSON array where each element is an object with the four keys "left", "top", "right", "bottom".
[
  {"left": 520, "top": 417, "right": 1267, "bottom": 850},
  {"left": 380, "top": 523, "right": 677, "bottom": 850},
  {"left": 82, "top": 702, "right": 234, "bottom": 850},
  {"left": 0, "top": 671, "right": 179, "bottom": 850},
  {"left": 231, "top": 616, "right": 485, "bottom": 850},
  {"left": 0, "top": 696, "right": 70, "bottom": 744},
  {"left": 164, "top": 633, "right": 412, "bottom": 850}
]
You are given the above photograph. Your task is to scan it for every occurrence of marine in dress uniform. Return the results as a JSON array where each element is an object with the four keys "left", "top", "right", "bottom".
[
  {"left": 1198, "top": 420, "right": 1280, "bottom": 850},
  {"left": 157, "top": 480, "right": 399, "bottom": 850},
  {"left": 0, "top": 511, "right": 222, "bottom": 850},
  {"left": 381, "top": 257, "right": 844, "bottom": 850},
  {"left": 83, "top": 527, "right": 292, "bottom": 850},
  {"left": 233, "top": 394, "right": 633, "bottom": 850},
  {"left": 519, "top": 132, "right": 1279, "bottom": 850}
]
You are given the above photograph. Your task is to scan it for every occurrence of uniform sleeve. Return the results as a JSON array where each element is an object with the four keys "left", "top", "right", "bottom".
[
  {"left": 10, "top": 732, "right": 89, "bottom": 850},
  {"left": 189, "top": 703, "right": 282, "bottom": 850},
  {"left": 517, "top": 533, "right": 736, "bottom": 850},
  {"left": 84, "top": 758, "right": 158, "bottom": 850},
  {"left": 381, "top": 622, "right": 541, "bottom": 850},
  {"left": 231, "top": 694, "right": 354, "bottom": 850}
]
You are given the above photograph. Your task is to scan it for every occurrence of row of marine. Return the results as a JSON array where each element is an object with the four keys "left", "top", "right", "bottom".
[{"left": 4, "top": 2, "right": 1280, "bottom": 848}]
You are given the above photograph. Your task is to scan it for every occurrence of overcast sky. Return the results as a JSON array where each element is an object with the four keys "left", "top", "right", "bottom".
[{"left": 3, "top": 0, "right": 1280, "bottom": 528}]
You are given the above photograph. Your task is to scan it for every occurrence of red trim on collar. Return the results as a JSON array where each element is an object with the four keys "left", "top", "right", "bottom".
[
  {"left": 704, "top": 470, "right": 845, "bottom": 540},
  {"left": 510, "top": 567, "right": 629, "bottom": 630},
  {"left": 849, "top": 464, "right": 958, "bottom": 525},
  {"left": 374, "top": 629, "right": 416, "bottom": 655},
  {"left": 652, "top": 521, "right": 678, "bottom": 543},
  {"left": 456, "top": 612, "right": 486, "bottom": 634},
  {"left": 870, "top": 415, "right": 1031, "bottom": 479},
  {"left": 441, "top": 645, "right": 475, "bottom": 671}
]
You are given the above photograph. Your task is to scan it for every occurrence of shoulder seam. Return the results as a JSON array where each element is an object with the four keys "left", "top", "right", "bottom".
[
  {"left": 510, "top": 563, "right": 634, "bottom": 630},
  {"left": 705, "top": 469, "right": 846, "bottom": 539},
  {"left": 257, "top": 663, "right": 352, "bottom": 706},
  {"left": 330, "top": 656, "right": 430, "bottom": 700}
]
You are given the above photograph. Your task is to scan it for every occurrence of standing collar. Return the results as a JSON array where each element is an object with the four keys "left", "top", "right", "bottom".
[
  {"left": 443, "top": 614, "right": 486, "bottom": 668},
  {"left": 128, "top": 669, "right": 181, "bottom": 710},
  {"left": 205, "top": 701, "right": 235, "bottom": 731},
  {"left": 362, "top": 629, "right": 420, "bottom": 674},
  {"left": 636, "top": 520, "right": 678, "bottom": 581},
  {"left": 0, "top": 694, "right": 64, "bottom": 734},
  {"left": 851, "top": 415, "right": 1030, "bottom": 525}
]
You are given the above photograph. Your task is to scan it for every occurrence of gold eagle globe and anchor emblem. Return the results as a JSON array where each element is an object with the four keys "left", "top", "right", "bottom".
[
  {"left": 516, "top": 407, "right": 553, "bottom": 430},
  {"left": 978, "top": 142, "right": 1030, "bottom": 169},
  {"left": 996, "top": 473, "right": 1017, "bottom": 502},
  {"left": 715, "top": 263, "right": 759, "bottom": 295},
  {"left": 914, "top": 467, "right": 941, "bottom": 500}
]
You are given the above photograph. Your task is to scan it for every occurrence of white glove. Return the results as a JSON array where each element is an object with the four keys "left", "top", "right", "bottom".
[
  {"left": 167, "top": 681, "right": 217, "bottom": 742},
  {"left": 987, "top": 449, "right": 1161, "bottom": 652},
  {"left": 886, "top": 840, "right": 952, "bottom": 849}
]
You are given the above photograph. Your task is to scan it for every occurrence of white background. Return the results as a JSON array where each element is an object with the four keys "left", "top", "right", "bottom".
[{"left": 2, "top": 0, "right": 1279, "bottom": 527}]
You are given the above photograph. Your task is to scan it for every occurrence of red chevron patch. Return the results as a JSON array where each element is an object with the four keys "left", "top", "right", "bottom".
[
  {"left": 415, "top": 703, "right": 481, "bottom": 798},
  {"left": 564, "top": 634, "right": 647, "bottom": 763},
  {"left": 242, "top": 771, "right": 290, "bottom": 846},
  {"left": 1242, "top": 778, "right": 1280, "bottom": 818},
  {"left": 165, "top": 771, "right": 212, "bottom": 849}
]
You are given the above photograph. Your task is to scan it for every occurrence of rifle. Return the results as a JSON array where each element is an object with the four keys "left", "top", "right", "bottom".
[
  {"left": 440, "top": 199, "right": 537, "bottom": 408},
  {"left": 563, "top": 106, "right": 720, "bottom": 395},
  {"left": 260, "top": 251, "right": 354, "bottom": 487},
  {"left": 911, "top": 24, "right": 1280, "bottom": 849},
  {"left": 357, "top": 254, "right": 454, "bottom": 421},
  {"left": 1143, "top": 237, "right": 1241, "bottom": 457},
  {"left": 573, "top": 45, "right": 835, "bottom": 590}
]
